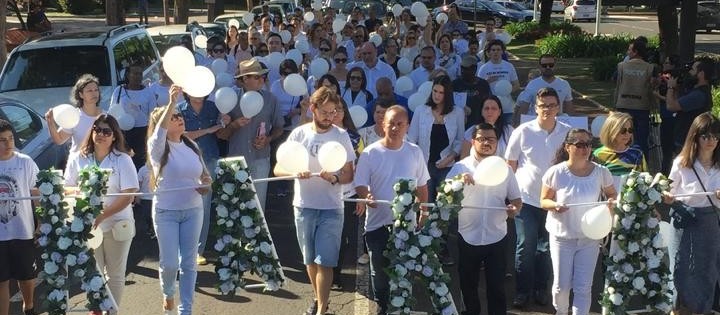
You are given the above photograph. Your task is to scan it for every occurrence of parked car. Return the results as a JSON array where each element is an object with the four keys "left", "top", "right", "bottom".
[
  {"left": 251, "top": 4, "right": 288, "bottom": 24},
  {"left": 696, "top": 1, "right": 720, "bottom": 33},
  {"left": 495, "top": 0, "right": 536, "bottom": 21},
  {"left": 540, "top": 0, "right": 566, "bottom": 13},
  {"left": 214, "top": 11, "right": 251, "bottom": 30},
  {"left": 189, "top": 21, "right": 227, "bottom": 40},
  {"left": 266, "top": 0, "right": 299, "bottom": 16},
  {"left": 0, "top": 24, "right": 161, "bottom": 115},
  {"left": 147, "top": 24, "right": 208, "bottom": 56},
  {"left": 0, "top": 96, "right": 61, "bottom": 169},
  {"left": 433, "top": 0, "right": 526, "bottom": 27},
  {"left": 324, "top": 0, "right": 388, "bottom": 18},
  {"left": 563, "top": 0, "right": 596, "bottom": 22}
]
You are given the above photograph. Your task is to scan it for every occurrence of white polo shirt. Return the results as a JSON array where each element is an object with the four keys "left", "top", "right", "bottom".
[
  {"left": 519, "top": 76, "right": 573, "bottom": 114},
  {"left": 409, "top": 66, "right": 433, "bottom": 90},
  {"left": 504, "top": 119, "right": 571, "bottom": 207}
]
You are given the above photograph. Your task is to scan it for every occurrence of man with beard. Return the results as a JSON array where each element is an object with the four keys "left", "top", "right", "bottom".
[
  {"left": 666, "top": 58, "right": 715, "bottom": 151},
  {"left": 513, "top": 54, "right": 573, "bottom": 126},
  {"left": 448, "top": 122, "right": 521, "bottom": 315},
  {"left": 354, "top": 105, "right": 429, "bottom": 315},
  {"left": 274, "top": 87, "right": 355, "bottom": 315},
  {"left": 453, "top": 56, "right": 491, "bottom": 129}
]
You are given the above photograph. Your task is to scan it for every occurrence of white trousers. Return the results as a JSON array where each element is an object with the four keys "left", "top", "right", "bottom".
[
  {"left": 95, "top": 230, "right": 133, "bottom": 314},
  {"left": 549, "top": 235, "right": 599, "bottom": 315}
]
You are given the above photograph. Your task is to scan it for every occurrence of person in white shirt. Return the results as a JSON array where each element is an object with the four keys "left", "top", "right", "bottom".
[
  {"left": 476, "top": 40, "right": 519, "bottom": 93},
  {"left": 665, "top": 112, "right": 720, "bottom": 315},
  {"left": 354, "top": 105, "right": 430, "bottom": 315},
  {"left": 408, "top": 46, "right": 436, "bottom": 90},
  {"left": 273, "top": 87, "right": 355, "bottom": 315},
  {"left": 45, "top": 74, "right": 103, "bottom": 153},
  {"left": 539, "top": 128, "right": 616, "bottom": 315},
  {"left": 65, "top": 114, "right": 140, "bottom": 314},
  {"left": 341, "top": 67, "right": 374, "bottom": 109},
  {"left": 505, "top": 87, "right": 572, "bottom": 308},
  {"left": 349, "top": 42, "right": 397, "bottom": 97},
  {"left": 448, "top": 122, "right": 521, "bottom": 315},
  {"left": 512, "top": 54, "right": 574, "bottom": 126}
]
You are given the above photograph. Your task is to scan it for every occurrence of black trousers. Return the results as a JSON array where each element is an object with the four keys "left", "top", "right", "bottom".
[{"left": 458, "top": 234, "right": 508, "bottom": 315}]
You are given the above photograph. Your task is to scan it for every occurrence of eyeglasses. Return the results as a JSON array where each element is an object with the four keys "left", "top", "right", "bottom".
[
  {"left": 406, "top": 36, "right": 416, "bottom": 40},
  {"left": 699, "top": 134, "right": 720, "bottom": 141},
  {"left": 452, "top": 33, "right": 461, "bottom": 38},
  {"left": 318, "top": 109, "right": 338, "bottom": 117},
  {"left": 536, "top": 103, "right": 558, "bottom": 110},
  {"left": 320, "top": 47, "right": 331, "bottom": 52},
  {"left": 421, "top": 55, "right": 434, "bottom": 60},
  {"left": 474, "top": 136, "right": 497, "bottom": 144},
  {"left": 354, "top": 35, "right": 364, "bottom": 39},
  {"left": 349, "top": 76, "right": 363, "bottom": 81},
  {"left": 568, "top": 141, "right": 591, "bottom": 149},
  {"left": 257, "top": 50, "right": 269, "bottom": 54},
  {"left": 212, "top": 48, "right": 225, "bottom": 54},
  {"left": 93, "top": 126, "right": 113, "bottom": 137},
  {"left": 334, "top": 58, "right": 347, "bottom": 63},
  {"left": 540, "top": 63, "right": 555, "bottom": 68},
  {"left": 170, "top": 113, "right": 184, "bottom": 121},
  {"left": 250, "top": 37, "right": 259, "bottom": 41},
  {"left": 620, "top": 127, "right": 634, "bottom": 134}
]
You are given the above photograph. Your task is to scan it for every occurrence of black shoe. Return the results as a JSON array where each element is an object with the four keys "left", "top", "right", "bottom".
[
  {"left": 534, "top": 290, "right": 549, "bottom": 306},
  {"left": 512, "top": 294, "right": 528, "bottom": 309},
  {"left": 24, "top": 309, "right": 38, "bottom": 315},
  {"left": 304, "top": 299, "right": 318, "bottom": 315},
  {"left": 439, "top": 255, "right": 455, "bottom": 266}
]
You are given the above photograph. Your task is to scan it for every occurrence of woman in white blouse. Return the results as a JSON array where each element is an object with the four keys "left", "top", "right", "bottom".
[
  {"left": 341, "top": 67, "right": 374, "bottom": 109},
  {"left": 666, "top": 112, "right": 720, "bottom": 315},
  {"left": 540, "top": 128, "right": 616, "bottom": 315},
  {"left": 147, "top": 85, "right": 211, "bottom": 315},
  {"left": 46, "top": 74, "right": 103, "bottom": 154},
  {"left": 65, "top": 114, "right": 139, "bottom": 314},
  {"left": 435, "top": 34, "right": 461, "bottom": 80}
]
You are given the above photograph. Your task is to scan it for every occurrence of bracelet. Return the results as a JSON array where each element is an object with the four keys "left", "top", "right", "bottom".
[{"left": 331, "top": 174, "right": 339, "bottom": 185}]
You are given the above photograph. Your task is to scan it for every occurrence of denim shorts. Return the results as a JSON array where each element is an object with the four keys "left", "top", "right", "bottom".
[{"left": 294, "top": 207, "right": 344, "bottom": 267}]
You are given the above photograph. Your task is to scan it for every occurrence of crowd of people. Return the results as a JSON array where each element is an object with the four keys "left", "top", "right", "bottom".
[{"left": 0, "top": 3, "right": 718, "bottom": 315}]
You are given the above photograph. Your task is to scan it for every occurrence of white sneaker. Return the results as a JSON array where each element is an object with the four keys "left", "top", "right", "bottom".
[{"left": 357, "top": 253, "right": 369, "bottom": 264}]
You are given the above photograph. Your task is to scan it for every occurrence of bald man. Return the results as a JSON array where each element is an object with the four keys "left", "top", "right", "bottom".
[
  {"left": 348, "top": 42, "right": 397, "bottom": 97},
  {"left": 363, "top": 77, "right": 410, "bottom": 127}
]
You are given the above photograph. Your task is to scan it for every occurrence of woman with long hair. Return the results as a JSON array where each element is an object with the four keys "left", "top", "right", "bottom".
[
  {"left": 593, "top": 111, "right": 647, "bottom": 191},
  {"left": 540, "top": 128, "right": 616, "bottom": 315},
  {"left": 400, "top": 28, "right": 421, "bottom": 62},
  {"left": 307, "top": 23, "right": 326, "bottom": 58},
  {"left": 666, "top": 112, "right": 720, "bottom": 315},
  {"left": 328, "top": 48, "right": 349, "bottom": 87},
  {"left": 147, "top": 85, "right": 211, "bottom": 315},
  {"left": 435, "top": 33, "right": 461, "bottom": 80},
  {"left": 460, "top": 95, "right": 514, "bottom": 158},
  {"left": 225, "top": 25, "right": 240, "bottom": 53},
  {"left": 317, "top": 38, "right": 334, "bottom": 60},
  {"left": 379, "top": 37, "right": 401, "bottom": 77},
  {"left": 46, "top": 74, "right": 103, "bottom": 153},
  {"left": 64, "top": 114, "right": 139, "bottom": 314},
  {"left": 341, "top": 67, "right": 374, "bottom": 109}
]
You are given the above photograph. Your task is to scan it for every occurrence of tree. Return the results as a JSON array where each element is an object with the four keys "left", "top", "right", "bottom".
[
  {"left": 677, "top": 0, "right": 697, "bottom": 63},
  {"left": 7, "top": 0, "right": 25, "bottom": 29},
  {"left": 0, "top": 0, "right": 7, "bottom": 66},
  {"left": 106, "top": 0, "right": 125, "bottom": 26},
  {"left": 538, "top": 0, "right": 553, "bottom": 26},
  {"left": 656, "top": 0, "right": 679, "bottom": 61},
  {"left": 175, "top": 0, "right": 190, "bottom": 24}
]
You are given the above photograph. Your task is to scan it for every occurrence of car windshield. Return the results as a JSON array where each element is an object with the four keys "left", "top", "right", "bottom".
[
  {"left": 0, "top": 46, "right": 111, "bottom": 92},
  {"left": 576, "top": 0, "right": 595, "bottom": 4},
  {"left": 505, "top": 2, "right": 527, "bottom": 10},
  {"left": 480, "top": 0, "right": 508, "bottom": 11},
  {"left": 152, "top": 34, "right": 188, "bottom": 55}
]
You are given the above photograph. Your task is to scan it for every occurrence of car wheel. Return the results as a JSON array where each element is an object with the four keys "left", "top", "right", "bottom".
[
  {"left": 707, "top": 29, "right": 713, "bottom": 33},
  {"left": 494, "top": 16, "right": 504, "bottom": 28}
]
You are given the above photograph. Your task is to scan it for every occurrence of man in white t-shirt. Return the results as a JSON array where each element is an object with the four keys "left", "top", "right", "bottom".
[
  {"left": 274, "top": 87, "right": 355, "bottom": 315},
  {"left": 0, "top": 119, "right": 40, "bottom": 315},
  {"left": 409, "top": 46, "right": 436, "bottom": 90},
  {"left": 448, "top": 122, "right": 521, "bottom": 315},
  {"left": 354, "top": 106, "right": 430, "bottom": 315},
  {"left": 512, "top": 54, "right": 574, "bottom": 126},
  {"left": 504, "top": 87, "right": 571, "bottom": 308},
  {"left": 476, "top": 39, "right": 519, "bottom": 93}
]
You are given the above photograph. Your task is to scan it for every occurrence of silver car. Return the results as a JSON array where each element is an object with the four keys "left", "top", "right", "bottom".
[{"left": 0, "top": 97, "right": 62, "bottom": 170}]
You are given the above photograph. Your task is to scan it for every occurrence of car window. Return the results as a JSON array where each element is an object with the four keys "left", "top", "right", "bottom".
[
  {"left": 113, "top": 34, "right": 158, "bottom": 82},
  {"left": 0, "top": 46, "right": 111, "bottom": 92},
  {"left": 576, "top": 0, "right": 595, "bottom": 4},
  {"left": 0, "top": 104, "right": 41, "bottom": 149},
  {"left": 151, "top": 34, "right": 186, "bottom": 55}
]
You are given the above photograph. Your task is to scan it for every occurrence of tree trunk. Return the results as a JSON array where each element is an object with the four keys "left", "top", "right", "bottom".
[
  {"left": 656, "top": 0, "right": 679, "bottom": 60},
  {"left": 215, "top": 0, "right": 225, "bottom": 17},
  {"left": 0, "top": 0, "right": 7, "bottom": 66},
  {"left": 677, "top": 0, "right": 697, "bottom": 63},
  {"left": 163, "top": 0, "right": 170, "bottom": 25},
  {"left": 106, "top": 0, "right": 125, "bottom": 26},
  {"left": 8, "top": 0, "right": 25, "bottom": 29},
  {"left": 539, "top": 0, "right": 553, "bottom": 26},
  {"left": 174, "top": 0, "right": 190, "bottom": 24},
  {"left": 246, "top": 0, "right": 254, "bottom": 11}
]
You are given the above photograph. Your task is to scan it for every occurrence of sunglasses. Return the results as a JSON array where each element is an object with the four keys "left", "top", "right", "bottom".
[
  {"left": 320, "top": 47, "right": 331, "bottom": 52},
  {"left": 452, "top": 33, "right": 461, "bottom": 37},
  {"left": 257, "top": 50, "right": 269, "bottom": 54},
  {"left": 620, "top": 127, "right": 634, "bottom": 134},
  {"left": 93, "top": 126, "right": 113, "bottom": 137},
  {"left": 537, "top": 103, "right": 558, "bottom": 110},
  {"left": 334, "top": 58, "right": 347, "bottom": 63},
  {"left": 354, "top": 35, "right": 364, "bottom": 39},
  {"left": 568, "top": 141, "right": 591, "bottom": 149},
  {"left": 212, "top": 48, "right": 225, "bottom": 54},
  {"left": 699, "top": 133, "right": 720, "bottom": 141},
  {"left": 170, "top": 113, "right": 183, "bottom": 121},
  {"left": 474, "top": 136, "right": 497, "bottom": 143},
  {"left": 540, "top": 63, "right": 555, "bottom": 68},
  {"left": 349, "top": 76, "right": 363, "bottom": 81},
  {"left": 407, "top": 36, "right": 416, "bottom": 40}
]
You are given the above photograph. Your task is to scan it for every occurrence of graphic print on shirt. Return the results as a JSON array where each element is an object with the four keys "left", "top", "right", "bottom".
[{"left": 0, "top": 175, "right": 19, "bottom": 224}]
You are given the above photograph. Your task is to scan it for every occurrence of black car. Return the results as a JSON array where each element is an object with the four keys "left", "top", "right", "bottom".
[
  {"left": 697, "top": 1, "right": 720, "bottom": 33},
  {"left": 432, "top": 0, "right": 526, "bottom": 27}
]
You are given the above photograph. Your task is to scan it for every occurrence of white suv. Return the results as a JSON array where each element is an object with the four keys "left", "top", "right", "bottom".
[
  {"left": 564, "top": 0, "right": 597, "bottom": 22},
  {"left": 0, "top": 23, "right": 162, "bottom": 114}
]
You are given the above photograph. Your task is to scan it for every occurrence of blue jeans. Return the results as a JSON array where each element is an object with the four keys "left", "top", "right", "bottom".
[
  {"left": 365, "top": 225, "right": 391, "bottom": 314},
  {"left": 154, "top": 207, "right": 203, "bottom": 315},
  {"left": 616, "top": 108, "right": 650, "bottom": 156},
  {"left": 514, "top": 203, "right": 551, "bottom": 296},
  {"left": 198, "top": 158, "right": 217, "bottom": 255},
  {"left": 294, "top": 207, "right": 343, "bottom": 267}
]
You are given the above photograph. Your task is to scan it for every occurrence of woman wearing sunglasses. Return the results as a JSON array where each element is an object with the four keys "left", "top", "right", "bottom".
[
  {"left": 328, "top": 48, "right": 349, "bottom": 87},
  {"left": 379, "top": 37, "right": 401, "bottom": 78},
  {"left": 342, "top": 67, "right": 374, "bottom": 110},
  {"left": 147, "top": 85, "right": 211, "bottom": 315},
  {"left": 540, "top": 128, "right": 617, "bottom": 315},
  {"left": 593, "top": 112, "right": 647, "bottom": 191},
  {"left": 64, "top": 114, "right": 139, "bottom": 314}
]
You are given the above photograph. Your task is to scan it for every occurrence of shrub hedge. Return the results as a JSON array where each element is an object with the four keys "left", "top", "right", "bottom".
[
  {"left": 58, "top": 0, "right": 99, "bottom": 14},
  {"left": 505, "top": 21, "right": 583, "bottom": 41}
]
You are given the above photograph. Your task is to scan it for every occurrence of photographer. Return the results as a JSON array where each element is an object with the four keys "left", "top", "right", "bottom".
[
  {"left": 666, "top": 58, "right": 715, "bottom": 151},
  {"left": 654, "top": 54, "right": 681, "bottom": 174}
]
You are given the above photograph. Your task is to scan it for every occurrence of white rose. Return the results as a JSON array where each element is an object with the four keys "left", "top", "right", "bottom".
[
  {"left": 627, "top": 242, "right": 640, "bottom": 253},
  {"left": 246, "top": 199, "right": 257, "bottom": 209},
  {"left": 259, "top": 242, "right": 272, "bottom": 254},
  {"left": 395, "top": 264, "right": 407, "bottom": 277},
  {"left": 89, "top": 276, "right": 104, "bottom": 291},
  {"left": 610, "top": 293, "right": 623, "bottom": 305},
  {"left": 632, "top": 277, "right": 645, "bottom": 290},
  {"left": 65, "top": 254, "right": 77, "bottom": 266},
  {"left": 435, "top": 283, "right": 449, "bottom": 296},
  {"left": 390, "top": 296, "right": 405, "bottom": 307},
  {"left": 216, "top": 205, "right": 229, "bottom": 218},
  {"left": 398, "top": 193, "right": 413, "bottom": 206},
  {"left": 235, "top": 170, "right": 249, "bottom": 182},
  {"left": 451, "top": 180, "right": 463, "bottom": 192},
  {"left": 218, "top": 268, "right": 231, "bottom": 280},
  {"left": 57, "top": 236, "right": 72, "bottom": 250},
  {"left": 607, "top": 286, "right": 615, "bottom": 294},
  {"left": 70, "top": 217, "right": 84, "bottom": 232},
  {"left": 622, "top": 263, "right": 634, "bottom": 274},
  {"left": 44, "top": 261, "right": 59, "bottom": 275},
  {"left": 408, "top": 180, "right": 417, "bottom": 191},
  {"left": 39, "top": 182, "right": 54, "bottom": 195},
  {"left": 398, "top": 230, "right": 409, "bottom": 241},
  {"left": 418, "top": 235, "right": 433, "bottom": 247},
  {"left": 222, "top": 183, "right": 236, "bottom": 195},
  {"left": 649, "top": 273, "right": 661, "bottom": 283},
  {"left": 240, "top": 216, "right": 254, "bottom": 228},
  {"left": 49, "top": 194, "right": 61, "bottom": 206}
]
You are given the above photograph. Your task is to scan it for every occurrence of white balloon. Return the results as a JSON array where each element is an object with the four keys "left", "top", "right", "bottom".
[
  {"left": 117, "top": 112, "right": 135, "bottom": 131},
  {"left": 473, "top": 156, "right": 509, "bottom": 186},
  {"left": 163, "top": 46, "right": 195, "bottom": 86},
  {"left": 277, "top": 141, "right": 309, "bottom": 173},
  {"left": 182, "top": 66, "right": 216, "bottom": 97},
  {"left": 310, "top": 58, "right": 330, "bottom": 77},
  {"left": 581, "top": 205, "right": 613, "bottom": 240},
  {"left": 419, "top": 81, "right": 433, "bottom": 99},
  {"left": 395, "top": 76, "right": 413, "bottom": 94},
  {"left": 87, "top": 227, "right": 103, "bottom": 249},
  {"left": 318, "top": 141, "right": 348, "bottom": 172},
  {"left": 279, "top": 30, "right": 292, "bottom": 44},
  {"left": 286, "top": 49, "right": 303, "bottom": 66},
  {"left": 211, "top": 58, "right": 228, "bottom": 75},
  {"left": 228, "top": 19, "right": 240, "bottom": 29},
  {"left": 267, "top": 52, "right": 285, "bottom": 68},
  {"left": 311, "top": 0, "right": 322, "bottom": 10},
  {"left": 194, "top": 34, "right": 208, "bottom": 49},
  {"left": 658, "top": 221, "right": 672, "bottom": 248},
  {"left": 436, "top": 12, "right": 448, "bottom": 24},
  {"left": 284, "top": 74, "right": 308, "bottom": 97},
  {"left": 493, "top": 80, "right": 513, "bottom": 96},
  {"left": 240, "top": 91, "right": 263, "bottom": 118},
  {"left": 214, "top": 87, "right": 238, "bottom": 114},
  {"left": 349, "top": 105, "right": 368, "bottom": 128},
  {"left": 215, "top": 72, "right": 233, "bottom": 88},
  {"left": 242, "top": 12, "right": 255, "bottom": 26},
  {"left": 392, "top": 4, "right": 403, "bottom": 17},
  {"left": 397, "top": 57, "right": 413, "bottom": 75},
  {"left": 108, "top": 105, "right": 125, "bottom": 118},
  {"left": 417, "top": 16, "right": 428, "bottom": 27},
  {"left": 295, "top": 39, "right": 310, "bottom": 54},
  {"left": 411, "top": 2, "right": 428, "bottom": 17},
  {"left": 498, "top": 95, "right": 514, "bottom": 114},
  {"left": 332, "top": 19, "right": 346, "bottom": 34},
  {"left": 407, "top": 93, "right": 426, "bottom": 112},
  {"left": 53, "top": 104, "right": 80, "bottom": 130},
  {"left": 304, "top": 12, "right": 315, "bottom": 22},
  {"left": 369, "top": 33, "right": 382, "bottom": 47},
  {"left": 591, "top": 115, "right": 607, "bottom": 138}
]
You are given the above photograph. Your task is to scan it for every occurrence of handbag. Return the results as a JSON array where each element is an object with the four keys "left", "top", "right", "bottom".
[
  {"left": 669, "top": 201, "right": 697, "bottom": 229},
  {"left": 111, "top": 219, "right": 136, "bottom": 241}
]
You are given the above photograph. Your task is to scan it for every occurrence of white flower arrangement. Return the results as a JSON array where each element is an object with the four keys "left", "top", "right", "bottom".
[
  {"left": 601, "top": 171, "right": 673, "bottom": 314},
  {"left": 385, "top": 177, "right": 463, "bottom": 315},
  {"left": 212, "top": 157, "right": 284, "bottom": 295}
]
